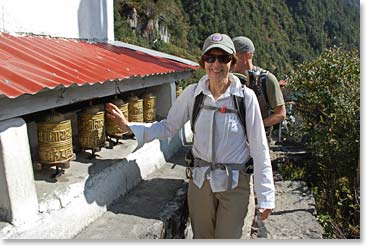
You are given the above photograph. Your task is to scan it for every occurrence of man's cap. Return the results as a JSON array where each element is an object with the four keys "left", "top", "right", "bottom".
[
  {"left": 202, "top": 33, "right": 235, "bottom": 55},
  {"left": 233, "top": 36, "right": 255, "bottom": 53}
]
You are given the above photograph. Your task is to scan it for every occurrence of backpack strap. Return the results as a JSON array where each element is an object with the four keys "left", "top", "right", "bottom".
[
  {"left": 259, "top": 71, "right": 269, "bottom": 105},
  {"left": 191, "top": 91, "right": 205, "bottom": 133},
  {"left": 191, "top": 85, "right": 248, "bottom": 139},
  {"left": 232, "top": 72, "right": 247, "bottom": 85},
  {"left": 232, "top": 93, "right": 248, "bottom": 143}
]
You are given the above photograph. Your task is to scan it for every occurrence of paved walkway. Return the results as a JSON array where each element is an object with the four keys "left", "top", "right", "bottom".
[{"left": 75, "top": 145, "right": 324, "bottom": 239}]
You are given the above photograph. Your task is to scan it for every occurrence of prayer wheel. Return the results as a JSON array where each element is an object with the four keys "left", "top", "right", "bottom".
[
  {"left": 143, "top": 93, "right": 156, "bottom": 123},
  {"left": 78, "top": 105, "right": 105, "bottom": 152},
  {"left": 176, "top": 85, "right": 182, "bottom": 99},
  {"left": 105, "top": 98, "right": 129, "bottom": 138},
  {"left": 176, "top": 85, "right": 183, "bottom": 98},
  {"left": 128, "top": 95, "right": 143, "bottom": 122},
  {"left": 37, "top": 112, "right": 74, "bottom": 169}
]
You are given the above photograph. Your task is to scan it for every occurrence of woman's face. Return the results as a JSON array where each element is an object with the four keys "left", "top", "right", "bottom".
[{"left": 203, "top": 48, "right": 232, "bottom": 83}]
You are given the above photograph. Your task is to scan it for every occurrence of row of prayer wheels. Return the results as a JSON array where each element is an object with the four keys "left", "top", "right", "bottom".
[{"left": 36, "top": 93, "right": 156, "bottom": 169}]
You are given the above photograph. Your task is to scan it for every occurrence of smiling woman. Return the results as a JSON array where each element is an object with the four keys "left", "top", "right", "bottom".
[{"left": 105, "top": 33, "right": 275, "bottom": 239}]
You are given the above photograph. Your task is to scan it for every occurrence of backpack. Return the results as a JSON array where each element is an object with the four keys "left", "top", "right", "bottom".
[
  {"left": 232, "top": 71, "right": 271, "bottom": 119},
  {"left": 185, "top": 86, "right": 253, "bottom": 177},
  {"left": 190, "top": 91, "right": 247, "bottom": 138}
]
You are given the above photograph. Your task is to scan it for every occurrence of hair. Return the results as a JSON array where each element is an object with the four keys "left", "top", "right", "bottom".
[{"left": 198, "top": 51, "right": 237, "bottom": 69}]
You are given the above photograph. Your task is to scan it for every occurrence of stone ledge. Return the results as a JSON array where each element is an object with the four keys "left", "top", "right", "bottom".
[
  {"left": 1, "top": 134, "right": 182, "bottom": 239},
  {"left": 74, "top": 163, "right": 189, "bottom": 239}
]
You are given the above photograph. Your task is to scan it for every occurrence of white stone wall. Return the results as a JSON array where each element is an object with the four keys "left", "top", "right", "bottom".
[
  {"left": 0, "top": 0, "right": 114, "bottom": 41},
  {"left": 0, "top": 118, "right": 38, "bottom": 226}
]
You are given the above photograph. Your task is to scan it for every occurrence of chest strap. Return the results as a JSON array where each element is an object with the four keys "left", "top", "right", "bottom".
[{"left": 201, "top": 105, "right": 239, "bottom": 114}]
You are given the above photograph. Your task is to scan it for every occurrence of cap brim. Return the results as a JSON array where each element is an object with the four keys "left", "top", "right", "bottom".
[{"left": 202, "top": 44, "right": 234, "bottom": 55}]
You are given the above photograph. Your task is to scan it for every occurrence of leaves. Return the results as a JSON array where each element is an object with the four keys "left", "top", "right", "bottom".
[{"left": 288, "top": 47, "right": 360, "bottom": 238}]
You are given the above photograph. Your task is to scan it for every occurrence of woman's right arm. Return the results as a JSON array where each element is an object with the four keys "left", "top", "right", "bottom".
[
  {"left": 105, "top": 102, "right": 130, "bottom": 132},
  {"left": 105, "top": 84, "right": 196, "bottom": 148}
]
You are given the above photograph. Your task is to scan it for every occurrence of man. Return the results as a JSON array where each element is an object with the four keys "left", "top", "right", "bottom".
[{"left": 231, "top": 36, "right": 286, "bottom": 141}]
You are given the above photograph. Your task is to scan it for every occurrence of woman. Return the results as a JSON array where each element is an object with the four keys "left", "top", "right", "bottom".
[{"left": 105, "top": 33, "right": 275, "bottom": 239}]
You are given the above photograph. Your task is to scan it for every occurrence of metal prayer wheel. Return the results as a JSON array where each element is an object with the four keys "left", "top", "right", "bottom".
[
  {"left": 128, "top": 95, "right": 143, "bottom": 122},
  {"left": 176, "top": 86, "right": 183, "bottom": 98},
  {"left": 105, "top": 98, "right": 129, "bottom": 137},
  {"left": 78, "top": 105, "right": 106, "bottom": 151},
  {"left": 143, "top": 93, "right": 156, "bottom": 123},
  {"left": 37, "top": 112, "right": 74, "bottom": 168}
]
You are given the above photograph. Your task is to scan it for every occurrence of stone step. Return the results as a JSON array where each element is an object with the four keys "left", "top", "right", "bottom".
[
  {"left": 74, "top": 146, "right": 256, "bottom": 239},
  {"left": 74, "top": 147, "right": 191, "bottom": 239}
]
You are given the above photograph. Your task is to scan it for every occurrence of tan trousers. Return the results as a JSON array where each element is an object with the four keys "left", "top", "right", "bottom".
[{"left": 188, "top": 172, "right": 251, "bottom": 239}]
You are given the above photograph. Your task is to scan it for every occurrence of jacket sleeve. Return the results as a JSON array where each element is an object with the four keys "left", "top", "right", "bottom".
[{"left": 244, "top": 87, "right": 275, "bottom": 209}]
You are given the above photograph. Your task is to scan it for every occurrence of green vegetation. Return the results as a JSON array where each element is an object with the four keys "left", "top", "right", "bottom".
[
  {"left": 114, "top": 0, "right": 359, "bottom": 79},
  {"left": 287, "top": 47, "right": 360, "bottom": 238}
]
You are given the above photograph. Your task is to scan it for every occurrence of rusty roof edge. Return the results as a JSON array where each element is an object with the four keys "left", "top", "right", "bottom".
[
  {"left": 110, "top": 41, "right": 200, "bottom": 67},
  {"left": 0, "top": 71, "right": 194, "bottom": 122},
  {"left": 0, "top": 70, "right": 188, "bottom": 100}
]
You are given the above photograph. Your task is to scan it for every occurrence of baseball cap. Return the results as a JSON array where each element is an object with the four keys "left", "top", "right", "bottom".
[
  {"left": 232, "top": 36, "right": 255, "bottom": 53},
  {"left": 202, "top": 33, "right": 235, "bottom": 55}
]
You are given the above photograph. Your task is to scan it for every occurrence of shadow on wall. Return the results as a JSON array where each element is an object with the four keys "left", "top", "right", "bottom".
[
  {"left": 78, "top": 0, "right": 108, "bottom": 41},
  {"left": 82, "top": 157, "right": 143, "bottom": 207}
]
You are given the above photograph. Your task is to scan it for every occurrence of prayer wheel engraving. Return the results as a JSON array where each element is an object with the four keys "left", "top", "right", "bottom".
[
  {"left": 128, "top": 95, "right": 143, "bottom": 122},
  {"left": 78, "top": 108, "right": 105, "bottom": 149},
  {"left": 143, "top": 93, "right": 156, "bottom": 123},
  {"left": 106, "top": 99, "right": 129, "bottom": 137},
  {"left": 176, "top": 86, "right": 183, "bottom": 98},
  {"left": 37, "top": 116, "right": 74, "bottom": 165}
]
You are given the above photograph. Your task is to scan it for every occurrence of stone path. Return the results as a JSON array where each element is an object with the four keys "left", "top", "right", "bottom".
[
  {"left": 250, "top": 146, "right": 324, "bottom": 239},
  {"left": 75, "top": 145, "right": 324, "bottom": 239},
  {"left": 251, "top": 180, "right": 324, "bottom": 239}
]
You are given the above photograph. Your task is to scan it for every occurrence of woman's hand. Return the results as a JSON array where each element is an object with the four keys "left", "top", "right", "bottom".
[
  {"left": 105, "top": 103, "right": 130, "bottom": 132},
  {"left": 257, "top": 208, "right": 272, "bottom": 220}
]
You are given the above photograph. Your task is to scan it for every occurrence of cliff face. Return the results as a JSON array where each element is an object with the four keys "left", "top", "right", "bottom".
[
  {"left": 114, "top": 0, "right": 359, "bottom": 77},
  {"left": 115, "top": 0, "right": 187, "bottom": 46}
]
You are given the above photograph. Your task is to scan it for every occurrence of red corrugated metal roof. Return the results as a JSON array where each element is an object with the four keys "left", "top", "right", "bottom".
[{"left": 0, "top": 32, "right": 198, "bottom": 98}]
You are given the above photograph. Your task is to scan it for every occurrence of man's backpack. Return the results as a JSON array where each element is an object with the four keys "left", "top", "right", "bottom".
[{"left": 232, "top": 71, "right": 270, "bottom": 119}]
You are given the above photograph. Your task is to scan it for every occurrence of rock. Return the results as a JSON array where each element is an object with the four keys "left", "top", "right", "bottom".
[{"left": 252, "top": 181, "right": 324, "bottom": 239}]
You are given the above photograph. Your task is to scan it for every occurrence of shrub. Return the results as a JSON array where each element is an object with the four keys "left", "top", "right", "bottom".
[{"left": 287, "top": 47, "right": 360, "bottom": 238}]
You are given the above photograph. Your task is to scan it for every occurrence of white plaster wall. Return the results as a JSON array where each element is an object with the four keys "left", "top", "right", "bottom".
[
  {"left": 0, "top": 0, "right": 114, "bottom": 41},
  {"left": 0, "top": 118, "right": 38, "bottom": 226}
]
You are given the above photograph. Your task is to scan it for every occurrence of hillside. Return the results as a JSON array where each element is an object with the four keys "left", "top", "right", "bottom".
[{"left": 114, "top": 0, "right": 359, "bottom": 78}]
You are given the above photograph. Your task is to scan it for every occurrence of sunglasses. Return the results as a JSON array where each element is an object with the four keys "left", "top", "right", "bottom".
[{"left": 203, "top": 54, "right": 232, "bottom": 64}]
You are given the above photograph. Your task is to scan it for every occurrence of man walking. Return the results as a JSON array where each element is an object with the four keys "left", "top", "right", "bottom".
[{"left": 231, "top": 36, "right": 286, "bottom": 142}]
